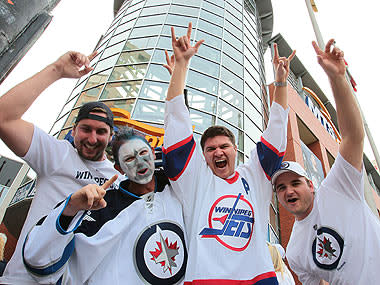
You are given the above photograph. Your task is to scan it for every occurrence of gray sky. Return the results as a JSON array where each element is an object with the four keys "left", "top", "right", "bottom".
[{"left": 0, "top": 0, "right": 379, "bottom": 168}]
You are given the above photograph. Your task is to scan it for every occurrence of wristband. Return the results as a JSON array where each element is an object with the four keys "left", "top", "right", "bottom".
[{"left": 274, "top": 81, "right": 287, "bottom": 87}]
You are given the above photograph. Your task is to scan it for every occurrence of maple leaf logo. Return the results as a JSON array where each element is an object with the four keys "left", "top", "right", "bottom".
[
  {"left": 317, "top": 236, "right": 337, "bottom": 260},
  {"left": 149, "top": 226, "right": 179, "bottom": 275}
]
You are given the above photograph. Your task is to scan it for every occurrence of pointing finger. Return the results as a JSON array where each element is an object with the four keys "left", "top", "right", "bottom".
[
  {"left": 101, "top": 174, "right": 118, "bottom": 190},
  {"left": 273, "top": 43, "right": 279, "bottom": 61},
  {"left": 88, "top": 50, "right": 98, "bottom": 61},
  {"left": 187, "top": 22, "right": 192, "bottom": 41},
  {"left": 194, "top": 39, "right": 204, "bottom": 51},
  {"left": 288, "top": 50, "right": 296, "bottom": 62},
  {"left": 312, "top": 41, "right": 323, "bottom": 56},
  {"left": 325, "top": 38, "right": 335, "bottom": 54},
  {"left": 171, "top": 26, "right": 176, "bottom": 44}
]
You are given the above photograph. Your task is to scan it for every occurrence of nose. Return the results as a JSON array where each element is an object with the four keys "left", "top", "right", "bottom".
[
  {"left": 87, "top": 131, "right": 97, "bottom": 145},
  {"left": 214, "top": 147, "right": 223, "bottom": 157}
]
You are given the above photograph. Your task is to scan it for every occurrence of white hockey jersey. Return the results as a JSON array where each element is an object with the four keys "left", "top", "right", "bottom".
[
  {"left": 23, "top": 173, "right": 187, "bottom": 284},
  {"left": 163, "top": 96, "right": 288, "bottom": 284}
]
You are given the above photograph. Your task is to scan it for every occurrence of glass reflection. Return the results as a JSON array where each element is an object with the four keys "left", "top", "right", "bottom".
[
  {"left": 100, "top": 81, "right": 141, "bottom": 100},
  {"left": 141, "top": 5, "right": 169, "bottom": 16},
  {"left": 129, "top": 25, "right": 162, "bottom": 38},
  {"left": 93, "top": 55, "right": 119, "bottom": 73},
  {"left": 189, "top": 109, "right": 215, "bottom": 133},
  {"left": 74, "top": 86, "right": 104, "bottom": 108},
  {"left": 146, "top": 63, "right": 171, "bottom": 82},
  {"left": 219, "top": 82, "right": 243, "bottom": 109},
  {"left": 221, "top": 67, "right": 243, "bottom": 93},
  {"left": 222, "top": 53, "right": 243, "bottom": 77},
  {"left": 124, "top": 36, "right": 158, "bottom": 50},
  {"left": 84, "top": 69, "right": 111, "bottom": 89},
  {"left": 190, "top": 56, "right": 219, "bottom": 77},
  {"left": 244, "top": 98, "right": 262, "bottom": 130},
  {"left": 132, "top": 99, "right": 165, "bottom": 123},
  {"left": 202, "top": 1, "right": 224, "bottom": 16},
  {"left": 140, "top": 80, "right": 168, "bottom": 101},
  {"left": 135, "top": 14, "right": 166, "bottom": 27},
  {"left": 103, "top": 99, "right": 136, "bottom": 114},
  {"left": 200, "top": 9, "right": 223, "bottom": 26},
  {"left": 195, "top": 30, "right": 221, "bottom": 49},
  {"left": 110, "top": 64, "right": 148, "bottom": 81},
  {"left": 117, "top": 50, "right": 152, "bottom": 65},
  {"left": 187, "top": 70, "right": 218, "bottom": 94},
  {"left": 244, "top": 115, "right": 261, "bottom": 143},
  {"left": 197, "top": 44, "right": 220, "bottom": 62},
  {"left": 218, "top": 99, "right": 243, "bottom": 128},
  {"left": 187, "top": 88, "right": 216, "bottom": 113},
  {"left": 244, "top": 134, "right": 256, "bottom": 155},
  {"left": 102, "top": 42, "right": 124, "bottom": 59},
  {"left": 198, "top": 19, "right": 222, "bottom": 37},
  {"left": 170, "top": 4, "right": 199, "bottom": 17}
]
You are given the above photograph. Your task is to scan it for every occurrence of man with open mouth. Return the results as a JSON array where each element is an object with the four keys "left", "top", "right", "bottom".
[
  {"left": 162, "top": 23, "right": 294, "bottom": 284},
  {"left": 271, "top": 39, "right": 380, "bottom": 284}
]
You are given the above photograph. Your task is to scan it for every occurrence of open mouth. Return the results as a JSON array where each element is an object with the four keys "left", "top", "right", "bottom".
[
  {"left": 137, "top": 168, "right": 148, "bottom": 175},
  {"left": 287, "top": 198, "right": 298, "bottom": 203},
  {"left": 215, "top": 159, "right": 227, "bottom": 168}
]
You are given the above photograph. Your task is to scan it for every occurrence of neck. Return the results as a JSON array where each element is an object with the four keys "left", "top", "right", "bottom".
[{"left": 129, "top": 178, "right": 155, "bottom": 196}]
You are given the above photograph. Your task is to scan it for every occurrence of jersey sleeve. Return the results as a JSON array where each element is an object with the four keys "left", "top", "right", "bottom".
[
  {"left": 287, "top": 257, "right": 320, "bottom": 285},
  {"left": 320, "top": 153, "right": 364, "bottom": 201},
  {"left": 256, "top": 102, "right": 288, "bottom": 180},
  {"left": 22, "top": 125, "right": 71, "bottom": 176},
  {"left": 163, "top": 95, "right": 207, "bottom": 202},
  {"left": 22, "top": 196, "right": 85, "bottom": 284}
]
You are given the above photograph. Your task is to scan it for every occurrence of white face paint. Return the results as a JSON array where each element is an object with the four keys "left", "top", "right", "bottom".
[{"left": 118, "top": 138, "right": 155, "bottom": 184}]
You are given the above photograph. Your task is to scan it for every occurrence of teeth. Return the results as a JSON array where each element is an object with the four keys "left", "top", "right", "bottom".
[{"left": 216, "top": 159, "right": 226, "bottom": 163}]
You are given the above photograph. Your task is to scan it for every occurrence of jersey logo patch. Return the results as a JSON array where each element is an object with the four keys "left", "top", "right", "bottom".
[
  {"left": 199, "top": 193, "right": 254, "bottom": 251},
  {"left": 312, "top": 226, "right": 344, "bottom": 270},
  {"left": 134, "top": 221, "right": 187, "bottom": 284}
]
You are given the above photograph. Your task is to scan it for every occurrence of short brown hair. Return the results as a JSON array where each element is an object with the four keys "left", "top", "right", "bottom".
[{"left": 200, "top": 125, "right": 235, "bottom": 150}]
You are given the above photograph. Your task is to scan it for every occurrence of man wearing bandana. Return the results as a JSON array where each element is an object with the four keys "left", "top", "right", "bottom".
[{"left": 22, "top": 128, "right": 187, "bottom": 284}]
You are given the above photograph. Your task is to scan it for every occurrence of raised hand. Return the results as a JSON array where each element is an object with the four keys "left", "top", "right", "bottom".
[
  {"left": 63, "top": 174, "right": 118, "bottom": 216},
  {"left": 53, "top": 50, "right": 98, "bottom": 79},
  {"left": 272, "top": 43, "right": 296, "bottom": 83},
  {"left": 163, "top": 49, "right": 174, "bottom": 75},
  {"left": 171, "top": 22, "right": 204, "bottom": 65},
  {"left": 312, "top": 39, "right": 346, "bottom": 79}
]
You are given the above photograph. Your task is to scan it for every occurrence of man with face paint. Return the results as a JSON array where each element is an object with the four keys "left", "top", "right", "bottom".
[{"left": 22, "top": 128, "right": 188, "bottom": 284}]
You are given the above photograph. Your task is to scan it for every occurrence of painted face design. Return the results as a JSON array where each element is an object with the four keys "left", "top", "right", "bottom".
[{"left": 118, "top": 138, "right": 155, "bottom": 184}]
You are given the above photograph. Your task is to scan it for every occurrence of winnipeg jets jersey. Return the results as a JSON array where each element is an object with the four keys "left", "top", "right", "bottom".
[
  {"left": 23, "top": 172, "right": 187, "bottom": 284},
  {"left": 286, "top": 154, "right": 380, "bottom": 284},
  {"left": 163, "top": 96, "right": 288, "bottom": 284}
]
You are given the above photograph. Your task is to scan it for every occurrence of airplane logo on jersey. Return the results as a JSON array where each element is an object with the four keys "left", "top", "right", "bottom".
[
  {"left": 199, "top": 193, "right": 254, "bottom": 251},
  {"left": 312, "top": 226, "right": 344, "bottom": 270},
  {"left": 134, "top": 221, "right": 187, "bottom": 284},
  {"left": 149, "top": 226, "right": 179, "bottom": 275}
]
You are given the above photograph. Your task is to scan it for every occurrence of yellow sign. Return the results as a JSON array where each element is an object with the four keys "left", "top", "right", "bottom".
[{"left": 111, "top": 108, "right": 165, "bottom": 148}]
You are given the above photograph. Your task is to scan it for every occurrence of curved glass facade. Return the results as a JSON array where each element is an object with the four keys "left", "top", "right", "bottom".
[{"left": 50, "top": 0, "right": 269, "bottom": 166}]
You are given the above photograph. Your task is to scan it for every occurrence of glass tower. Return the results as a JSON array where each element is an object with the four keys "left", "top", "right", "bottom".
[{"left": 49, "top": 0, "right": 273, "bottom": 166}]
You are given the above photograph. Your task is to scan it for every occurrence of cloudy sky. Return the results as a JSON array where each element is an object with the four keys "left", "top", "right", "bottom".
[{"left": 0, "top": 0, "right": 379, "bottom": 166}]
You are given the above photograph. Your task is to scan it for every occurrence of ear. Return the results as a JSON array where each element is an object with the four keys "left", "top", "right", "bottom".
[
  {"left": 114, "top": 164, "right": 124, "bottom": 175},
  {"left": 234, "top": 144, "right": 237, "bottom": 152},
  {"left": 72, "top": 125, "right": 77, "bottom": 137},
  {"left": 308, "top": 179, "right": 315, "bottom": 193}
]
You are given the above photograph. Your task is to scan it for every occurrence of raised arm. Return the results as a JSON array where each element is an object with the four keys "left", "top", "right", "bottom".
[
  {"left": 166, "top": 22, "right": 203, "bottom": 101},
  {"left": 0, "top": 51, "right": 96, "bottom": 157},
  {"left": 272, "top": 43, "right": 296, "bottom": 109},
  {"left": 312, "top": 39, "right": 364, "bottom": 171}
]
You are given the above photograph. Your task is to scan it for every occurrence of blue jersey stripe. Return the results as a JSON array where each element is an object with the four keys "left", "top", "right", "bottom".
[
  {"left": 23, "top": 235, "right": 75, "bottom": 276},
  {"left": 163, "top": 136, "right": 196, "bottom": 180},
  {"left": 257, "top": 141, "right": 284, "bottom": 180}
]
